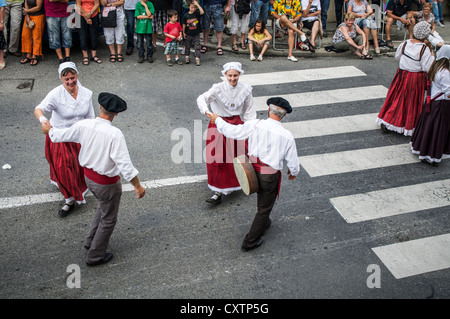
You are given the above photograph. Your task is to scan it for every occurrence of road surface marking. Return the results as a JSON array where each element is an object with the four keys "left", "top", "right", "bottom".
[
  {"left": 330, "top": 179, "right": 450, "bottom": 223},
  {"left": 372, "top": 233, "right": 450, "bottom": 279}
]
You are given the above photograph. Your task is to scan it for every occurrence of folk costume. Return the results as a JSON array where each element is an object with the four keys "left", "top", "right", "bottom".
[
  {"left": 48, "top": 93, "right": 139, "bottom": 266},
  {"left": 197, "top": 62, "right": 256, "bottom": 203},
  {"left": 35, "top": 62, "right": 94, "bottom": 211},
  {"left": 215, "top": 97, "right": 300, "bottom": 251},
  {"left": 410, "top": 46, "right": 450, "bottom": 166},
  {"left": 376, "top": 21, "right": 435, "bottom": 136}
]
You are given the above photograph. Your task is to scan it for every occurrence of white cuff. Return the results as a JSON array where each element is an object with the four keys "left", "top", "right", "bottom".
[{"left": 39, "top": 116, "right": 48, "bottom": 124}]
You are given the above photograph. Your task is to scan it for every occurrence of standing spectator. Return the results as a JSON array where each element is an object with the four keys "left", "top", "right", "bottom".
[
  {"left": 3, "top": 0, "right": 24, "bottom": 57},
  {"left": 152, "top": 0, "right": 171, "bottom": 51},
  {"left": 271, "top": 0, "right": 310, "bottom": 62},
  {"left": 335, "top": 0, "right": 345, "bottom": 28},
  {"left": 76, "top": 0, "right": 102, "bottom": 65},
  {"left": 320, "top": 0, "right": 330, "bottom": 37},
  {"left": 432, "top": 0, "right": 444, "bottom": 28},
  {"left": 347, "top": 0, "right": 380, "bottom": 55},
  {"left": 201, "top": 0, "right": 230, "bottom": 55},
  {"left": 124, "top": 0, "right": 140, "bottom": 55},
  {"left": 20, "top": 0, "right": 45, "bottom": 66},
  {"left": 248, "top": 0, "right": 270, "bottom": 29},
  {"left": 44, "top": 0, "right": 72, "bottom": 63},
  {"left": 301, "top": 0, "right": 321, "bottom": 53},
  {"left": 384, "top": 0, "right": 414, "bottom": 49},
  {"left": 230, "top": 0, "right": 252, "bottom": 52},
  {"left": 164, "top": 8, "right": 183, "bottom": 65},
  {"left": 377, "top": 21, "right": 435, "bottom": 136},
  {"left": 101, "top": 0, "right": 126, "bottom": 62},
  {"left": 135, "top": 0, "right": 154, "bottom": 63},
  {"left": 182, "top": 0, "right": 203, "bottom": 65},
  {"left": 411, "top": 46, "right": 450, "bottom": 166},
  {"left": 0, "top": 0, "right": 6, "bottom": 68}
]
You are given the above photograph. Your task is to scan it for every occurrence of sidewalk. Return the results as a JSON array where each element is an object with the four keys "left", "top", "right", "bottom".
[{"left": 199, "top": 17, "right": 450, "bottom": 59}]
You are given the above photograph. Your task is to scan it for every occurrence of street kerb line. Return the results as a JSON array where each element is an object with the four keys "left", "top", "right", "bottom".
[
  {"left": 372, "top": 233, "right": 450, "bottom": 279},
  {"left": 253, "top": 85, "right": 388, "bottom": 111},
  {"left": 0, "top": 174, "right": 207, "bottom": 210},
  {"left": 330, "top": 179, "right": 450, "bottom": 223}
]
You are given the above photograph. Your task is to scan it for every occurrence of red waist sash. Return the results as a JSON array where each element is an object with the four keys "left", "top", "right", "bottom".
[
  {"left": 249, "top": 156, "right": 281, "bottom": 199},
  {"left": 84, "top": 167, "right": 119, "bottom": 185}
]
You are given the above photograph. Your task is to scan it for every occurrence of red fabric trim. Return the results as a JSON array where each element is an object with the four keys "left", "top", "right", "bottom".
[{"left": 84, "top": 167, "right": 119, "bottom": 185}]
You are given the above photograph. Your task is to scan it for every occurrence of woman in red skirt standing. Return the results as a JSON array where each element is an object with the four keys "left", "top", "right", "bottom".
[
  {"left": 34, "top": 62, "right": 95, "bottom": 217},
  {"left": 377, "top": 21, "right": 435, "bottom": 136},
  {"left": 197, "top": 62, "right": 256, "bottom": 204},
  {"left": 411, "top": 46, "right": 450, "bottom": 166}
]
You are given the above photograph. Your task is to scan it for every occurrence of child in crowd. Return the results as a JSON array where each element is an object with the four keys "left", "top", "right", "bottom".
[
  {"left": 135, "top": 0, "right": 155, "bottom": 63},
  {"left": 247, "top": 19, "right": 272, "bottom": 61},
  {"left": 164, "top": 9, "right": 183, "bottom": 66},
  {"left": 182, "top": 0, "right": 203, "bottom": 66}
]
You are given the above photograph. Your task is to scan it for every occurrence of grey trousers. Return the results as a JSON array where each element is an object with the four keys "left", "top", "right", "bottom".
[
  {"left": 85, "top": 176, "right": 122, "bottom": 264},
  {"left": 3, "top": 2, "right": 22, "bottom": 53},
  {"left": 332, "top": 35, "right": 363, "bottom": 53},
  {"left": 242, "top": 171, "right": 280, "bottom": 249}
]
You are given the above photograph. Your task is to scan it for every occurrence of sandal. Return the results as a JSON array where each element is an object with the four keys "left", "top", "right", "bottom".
[
  {"left": 217, "top": 47, "right": 223, "bottom": 55},
  {"left": 240, "top": 42, "right": 246, "bottom": 50},
  {"left": 20, "top": 57, "right": 31, "bottom": 64},
  {"left": 110, "top": 54, "right": 116, "bottom": 63},
  {"left": 30, "top": 58, "right": 38, "bottom": 66},
  {"left": 200, "top": 45, "right": 207, "bottom": 54},
  {"left": 363, "top": 53, "right": 373, "bottom": 59},
  {"left": 82, "top": 57, "right": 89, "bottom": 65},
  {"left": 232, "top": 43, "right": 239, "bottom": 52},
  {"left": 90, "top": 56, "right": 102, "bottom": 64},
  {"left": 117, "top": 54, "right": 124, "bottom": 62},
  {"left": 386, "top": 40, "right": 394, "bottom": 49}
]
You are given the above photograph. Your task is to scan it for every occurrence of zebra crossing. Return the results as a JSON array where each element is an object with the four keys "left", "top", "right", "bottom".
[{"left": 243, "top": 66, "right": 450, "bottom": 280}]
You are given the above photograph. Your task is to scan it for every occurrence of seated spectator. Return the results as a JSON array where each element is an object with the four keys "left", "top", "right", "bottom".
[
  {"left": 413, "top": 2, "right": 444, "bottom": 50},
  {"left": 347, "top": 0, "right": 380, "bottom": 54},
  {"left": 332, "top": 12, "right": 372, "bottom": 59},
  {"left": 271, "top": 0, "right": 310, "bottom": 62},
  {"left": 20, "top": 0, "right": 45, "bottom": 66},
  {"left": 247, "top": 18, "right": 272, "bottom": 60},
  {"left": 385, "top": 0, "right": 414, "bottom": 49},
  {"left": 300, "top": 0, "right": 321, "bottom": 53}
]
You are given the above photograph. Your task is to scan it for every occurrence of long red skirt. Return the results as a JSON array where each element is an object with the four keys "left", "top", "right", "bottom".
[
  {"left": 205, "top": 115, "right": 248, "bottom": 194},
  {"left": 376, "top": 68, "right": 427, "bottom": 136},
  {"left": 45, "top": 134, "right": 88, "bottom": 204}
]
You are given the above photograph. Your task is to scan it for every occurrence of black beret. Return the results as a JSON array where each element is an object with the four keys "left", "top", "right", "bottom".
[
  {"left": 98, "top": 92, "right": 127, "bottom": 113},
  {"left": 266, "top": 97, "right": 292, "bottom": 114}
]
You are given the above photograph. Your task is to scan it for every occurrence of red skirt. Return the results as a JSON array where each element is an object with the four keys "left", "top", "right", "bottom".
[
  {"left": 45, "top": 134, "right": 88, "bottom": 203},
  {"left": 205, "top": 115, "right": 248, "bottom": 194},
  {"left": 377, "top": 68, "right": 427, "bottom": 136}
]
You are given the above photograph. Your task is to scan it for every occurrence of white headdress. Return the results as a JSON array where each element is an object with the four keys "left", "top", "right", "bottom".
[
  {"left": 58, "top": 62, "right": 78, "bottom": 78},
  {"left": 221, "top": 62, "right": 244, "bottom": 76}
]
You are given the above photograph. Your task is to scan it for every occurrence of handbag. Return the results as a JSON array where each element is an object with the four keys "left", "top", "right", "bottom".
[{"left": 100, "top": 8, "right": 117, "bottom": 28}]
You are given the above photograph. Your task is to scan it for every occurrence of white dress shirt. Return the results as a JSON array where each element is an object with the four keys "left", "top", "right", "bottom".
[
  {"left": 215, "top": 117, "right": 300, "bottom": 176},
  {"left": 395, "top": 40, "right": 435, "bottom": 73},
  {"left": 48, "top": 117, "right": 139, "bottom": 182},
  {"left": 432, "top": 68, "right": 450, "bottom": 100},
  {"left": 35, "top": 81, "right": 95, "bottom": 129},
  {"left": 197, "top": 80, "right": 257, "bottom": 122}
]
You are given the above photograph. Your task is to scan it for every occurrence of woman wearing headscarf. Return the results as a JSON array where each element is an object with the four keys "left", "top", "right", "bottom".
[
  {"left": 410, "top": 46, "right": 450, "bottom": 167},
  {"left": 34, "top": 62, "right": 95, "bottom": 217},
  {"left": 197, "top": 62, "right": 256, "bottom": 204},
  {"left": 376, "top": 21, "right": 435, "bottom": 136}
]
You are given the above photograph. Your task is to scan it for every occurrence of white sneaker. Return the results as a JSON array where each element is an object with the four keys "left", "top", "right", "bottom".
[
  {"left": 437, "top": 21, "right": 445, "bottom": 28},
  {"left": 250, "top": 54, "right": 256, "bottom": 61},
  {"left": 257, "top": 54, "right": 263, "bottom": 61},
  {"left": 287, "top": 55, "right": 298, "bottom": 62}
]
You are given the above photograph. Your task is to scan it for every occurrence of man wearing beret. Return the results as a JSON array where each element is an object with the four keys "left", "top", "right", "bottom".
[
  {"left": 42, "top": 92, "right": 146, "bottom": 266},
  {"left": 208, "top": 97, "right": 300, "bottom": 252}
]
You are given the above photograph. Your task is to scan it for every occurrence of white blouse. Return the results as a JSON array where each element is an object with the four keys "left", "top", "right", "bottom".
[
  {"left": 49, "top": 117, "right": 139, "bottom": 182},
  {"left": 197, "top": 80, "right": 257, "bottom": 122},
  {"left": 215, "top": 117, "right": 300, "bottom": 176},
  {"left": 395, "top": 40, "right": 435, "bottom": 73},
  {"left": 431, "top": 68, "right": 450, "bottom": 100},
  {"left": 35, "top": 81, "right": 95, "bottom": 129}
]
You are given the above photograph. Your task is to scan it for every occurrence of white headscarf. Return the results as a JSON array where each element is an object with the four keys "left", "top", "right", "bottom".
[
  {"left": 58, "top": 62, "right": 78, "bottom": 78},
  {"left": 221, "top": 62, "right": 244, "bottom": 76},
  {"left": 437, "top": 45, "right": 450, "bottom": 61},
  {"left": 413, "top": 21, "right": 432, "bottom": 41}
]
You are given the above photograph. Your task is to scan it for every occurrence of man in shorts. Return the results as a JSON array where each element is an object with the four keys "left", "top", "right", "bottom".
[
  {"left": 385, "top": 0, "right": 414, "bottom": 48},
  {"left": 202, "top": 0, "right": 230, "bottom": 55}
]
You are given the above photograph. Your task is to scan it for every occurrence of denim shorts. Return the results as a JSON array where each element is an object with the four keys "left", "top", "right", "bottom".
[
  {"left": 355, "top": 17, "right": 377, "bottom": 30},
  {"left": 46, "top": 16, "right": 72, "bottom": 49},
  {"left": 202, "top": 3, "right": 225, "bottom": 31}
]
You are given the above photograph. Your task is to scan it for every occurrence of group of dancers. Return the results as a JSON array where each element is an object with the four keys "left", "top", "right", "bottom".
[{"left": 377, "top": 21, "right": 450, "bottom": 166}]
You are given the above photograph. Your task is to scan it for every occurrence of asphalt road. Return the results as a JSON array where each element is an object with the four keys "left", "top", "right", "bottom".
[{"left": 1, "top": 30, "right": 450, "bottom": 308}]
